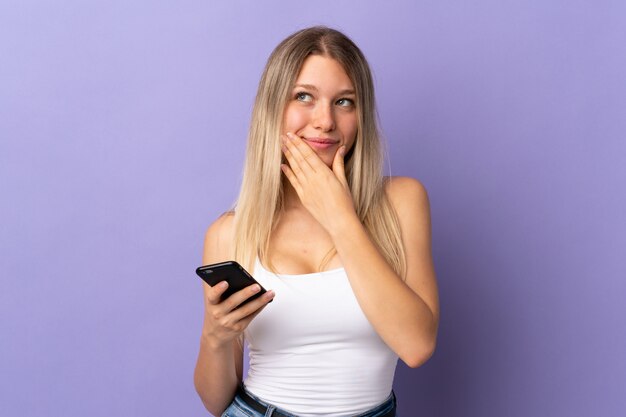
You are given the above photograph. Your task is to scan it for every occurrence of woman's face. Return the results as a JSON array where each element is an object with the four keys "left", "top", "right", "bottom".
[{"left": 282, "top": 55, "right": 358, "bottom": 167}]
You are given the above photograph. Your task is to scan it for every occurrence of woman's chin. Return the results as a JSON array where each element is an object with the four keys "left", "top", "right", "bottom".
[
  {"left": 318, "top": 155, "right": 334, "bottom": 167},
  {"left": 310, "top": 149, "right": 336, "bottom": 167}
]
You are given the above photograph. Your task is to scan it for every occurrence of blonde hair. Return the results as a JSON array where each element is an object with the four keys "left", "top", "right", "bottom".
[{"left": 231, "top": 26, "right": 406, "bottom": 279}]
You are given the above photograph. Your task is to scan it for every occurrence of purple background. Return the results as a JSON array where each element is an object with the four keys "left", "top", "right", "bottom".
[{"left": 1, "top": 1, "right": 625, "bottom": 416}]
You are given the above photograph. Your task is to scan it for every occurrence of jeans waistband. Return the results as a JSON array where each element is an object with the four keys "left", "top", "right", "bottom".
[{"left": 236, "top": 385, "right": 396, "bottom": 417}]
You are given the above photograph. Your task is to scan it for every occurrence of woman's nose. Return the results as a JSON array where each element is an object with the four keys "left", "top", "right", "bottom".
[{"left": 312, "top": 102, "right": 335, "bottom": 132}]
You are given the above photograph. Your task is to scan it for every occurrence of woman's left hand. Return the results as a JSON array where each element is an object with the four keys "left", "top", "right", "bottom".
[{"left": 281, "top": 132, "right": 357, "bottom": 233}]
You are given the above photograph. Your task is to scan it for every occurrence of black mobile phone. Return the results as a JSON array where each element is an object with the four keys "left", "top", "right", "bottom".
[{"left": 195, "top": 261, "right": 270, "bottom": 307}]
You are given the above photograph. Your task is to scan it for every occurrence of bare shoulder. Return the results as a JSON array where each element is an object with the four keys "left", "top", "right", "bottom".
[
  {"left": 202, "top": 211, "right": 235, "bottom": 265},
  {"left": 384, "top": 176, "right": 430, "bottom": 217}
]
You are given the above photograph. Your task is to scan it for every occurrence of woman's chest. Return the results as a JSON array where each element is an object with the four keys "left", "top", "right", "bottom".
[
  {"left": 246, "top": 269, "right": 376, "bottom": 349},
  {"left": 267, "top": 217, "right": 341, "bottom": 273}
]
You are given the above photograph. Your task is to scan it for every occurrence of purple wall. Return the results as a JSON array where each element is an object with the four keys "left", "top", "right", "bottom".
[{"left": 1, "top": 1, "right": 625, "bottom": 416}]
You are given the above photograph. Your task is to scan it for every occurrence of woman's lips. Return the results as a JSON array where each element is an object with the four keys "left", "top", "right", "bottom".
[{"left": 303, "top": 137, "right": 339, "bottom": 150}]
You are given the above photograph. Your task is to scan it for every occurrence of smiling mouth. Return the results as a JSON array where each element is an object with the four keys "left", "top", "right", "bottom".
[
  {"left": 304, "top": 137, "right": 339, "bottom": 144},
  {"left": 303, "top": 138, "right": 338, "bottom": 151}
]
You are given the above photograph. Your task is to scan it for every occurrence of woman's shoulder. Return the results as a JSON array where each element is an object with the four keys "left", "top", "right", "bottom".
[
  {"left": 383, "top": 176, "right": 431, "bottom": 223},
  {"left": 384, "top": 176, "right": 429, "bottom": 210},
  {"left": 202, "top": 211, "right": 235, "bottom": 264}
]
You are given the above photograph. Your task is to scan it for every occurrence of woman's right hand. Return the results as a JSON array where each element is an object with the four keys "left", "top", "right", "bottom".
[{"left": 202, "top": 281, "right": 275, "bottom": 349}]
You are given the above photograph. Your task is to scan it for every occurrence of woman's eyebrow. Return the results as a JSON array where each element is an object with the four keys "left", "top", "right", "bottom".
[
  {"left": 294, "top": 83, "right": 318, "bottom": 91},
  {"left": 294, "top": 84, "right": 355, "bottom": 96}
]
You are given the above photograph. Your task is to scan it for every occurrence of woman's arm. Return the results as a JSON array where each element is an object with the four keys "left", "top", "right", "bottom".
[
  {"left": 330, "top": 177, "right": 439, "bottom": 368},
  {"left": 281, "top": 133, "right": 439, "bottom": 367},
  {"left": 193, "top": 214, "right": 274, "bottom": 414},
  {"left": 193, "top": 214, "right": 240, "bottom": 415},
  {"left": 194, "top": 333, "right": 242, "bottom": 415}
]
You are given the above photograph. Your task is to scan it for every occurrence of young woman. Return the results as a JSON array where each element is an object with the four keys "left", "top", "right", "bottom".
[{"left": 194, "top": 26, "right": 439, "bottom": 417}]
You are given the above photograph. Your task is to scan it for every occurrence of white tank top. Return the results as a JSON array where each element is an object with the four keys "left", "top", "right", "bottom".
[{"left": 243, "top": 258, "right": 398, "bottom": 417}]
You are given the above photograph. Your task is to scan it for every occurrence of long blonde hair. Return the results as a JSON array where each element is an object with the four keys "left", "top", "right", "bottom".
[{"left": 231, "top": 26, "right": 406, "bottom": 278}]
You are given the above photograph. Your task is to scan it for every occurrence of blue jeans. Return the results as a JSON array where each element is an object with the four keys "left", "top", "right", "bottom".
[{"left": 221, "top": 385, "right": 397, "bottom": 417}]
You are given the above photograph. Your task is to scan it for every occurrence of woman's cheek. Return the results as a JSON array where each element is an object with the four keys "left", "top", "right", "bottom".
[{"left": 283, "top": 105, "right": 309, "bottom": 133}]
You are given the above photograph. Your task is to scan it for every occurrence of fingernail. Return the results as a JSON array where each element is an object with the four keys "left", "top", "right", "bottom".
[
  {"left": 266, "top": 291, "right": 275, "bottom": 298},
  {"left": 339, "top": 146, "right": 346, "bottom": 156},
  {"left": 219, "top": 281, "right": 228, "bottom": 288},
  {"left": 251, "top": 284, "right": 260, "bottom": 293}
]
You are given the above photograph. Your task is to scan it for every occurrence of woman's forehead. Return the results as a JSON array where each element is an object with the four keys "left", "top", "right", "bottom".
[{"left": 293, "top": 55, "right": 354, "bottom": 91}]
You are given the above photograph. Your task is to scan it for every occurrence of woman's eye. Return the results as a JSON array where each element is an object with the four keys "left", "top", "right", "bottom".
[
  {"left": 295, "top": 92, "right": 312, "bottom": 102},
  {"left": 337, "top": 98, "right": 354, "bottom": 107}
]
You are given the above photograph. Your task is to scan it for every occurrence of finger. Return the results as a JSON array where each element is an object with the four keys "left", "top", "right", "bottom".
[
  {"left": 205, "top": 280, "right": 229, "bottom": 305},
  {"left": 285, "top": 132, "right": 325, "bottom": 171},
  {"left": 229, "top": 290, "right": 275, "bottom": 323},
  {"left": 332, "top": 146, "right": 349, "bottom": 186},
  {"left": 280, "top": 164, "right": 303, "bottom": 195},
  {"left": 224, "top": 283, "right": 265, "bottom": 312},
  {"left": 237, "top": 301, "right": 269, "bottom": 328},
  {"left": 284, "top": 132, "right": 322, "bottom": 174},
  {"left": 282, "top": 138, "right": 309, "bottom": 181}
]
